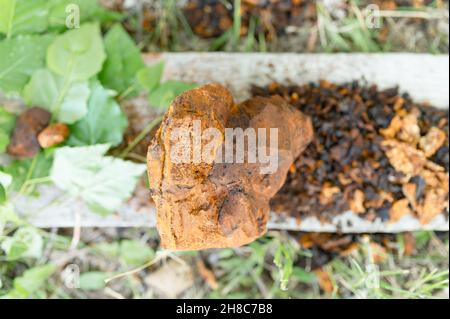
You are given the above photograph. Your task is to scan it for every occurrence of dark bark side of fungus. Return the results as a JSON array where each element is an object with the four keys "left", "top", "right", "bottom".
[
  {"left": 147, "top": 83, "right": 313, "bottom": 250},
  {"left": 7, "top": 107, "right": 51, "bottom": 158}
]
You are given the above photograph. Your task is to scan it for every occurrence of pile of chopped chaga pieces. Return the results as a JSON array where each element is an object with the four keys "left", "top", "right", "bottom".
[
  {"left": 380, "top": 108, "right": 448, "bottom": 224},
  {"left": 252, "top": 81, "right": 449, "bottom": 224}
]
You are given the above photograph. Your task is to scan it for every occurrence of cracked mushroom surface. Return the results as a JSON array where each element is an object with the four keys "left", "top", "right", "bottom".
[{"left": 147, "top": 83, "right": 313, "bottom": 250}]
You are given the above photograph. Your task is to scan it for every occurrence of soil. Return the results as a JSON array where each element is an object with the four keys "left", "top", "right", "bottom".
[
  {"left": 103, "top": 0, "right": 449, "bottom": 53},
  {"left": 182, "top": 0, "right": 443, "bottom": 39},
  {"left": 251, "top": 81, "right": 449, "bottom": 224},
  {"left": 183, "top": 0, "right": 317, "bottom": 39}
]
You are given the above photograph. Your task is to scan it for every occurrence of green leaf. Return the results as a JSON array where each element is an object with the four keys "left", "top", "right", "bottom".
[
  {"left": 0, "top": 184, "right": 6, "bottom": 204},
  {"left": 1, "top": 226, "right": 43, "bottom": 260},
  {"left": 0, "top": 34, "right": 53, "bottom": 94},
  {"left": 0, "top": 203, "right": 21, "bottom": 225},
  {"left": 23, "top": 69, "right": 90, "bottom": 124},
  {"left": 0, "top": 0, "right": 49, "bottom": 38},
  {"left": 1, "top": 239, "right": 27, "bottom": 260},
  {"left": 99, "top": 24, "right": 145, "bottom": 96},
  {"left": 79, "top": 271, "right": 108, "bottom": 291},
  {"left": 68, "top": 82, "right": 127, "bottom": 146},
  {"left": 119, "top": 240, "right": 154, "bottom": 266},
  {"left": 0, "top": 171, "right": 12, "bottom": 189},
  {"left": 0, "top": 107, "right": 16, "bottom": 132},
  {"left": 0, "top": 108, "right": 16, "bottom": 152},
  {"left": 0, "top": 151, "right": 53, "bottom": 192},
  {"left": 47, "top": 23, "right": 106, "bottom": 82},
  {"left": 93, "top": 241, "right": 119, "bottom": 257},
  {"left": 0, "top": 131, "right": 9, "bottom": 153},
  {"left": 136, "top": 61, "right": 164, "bottom": 92},
  {"left": 0, "top": 130, "right": 10, "bottom": 153},
  {"left": 13, "top": 264, "right": 56, "bottom": 297},
  {"left": 50, "top": 145, "right": 146, "bottom": 215},
  {"left": 149, "top": 80, "right": 198, "bottom": 109},
  {"left": 0, "top": 0, "right": 16, "bottom": 38}
]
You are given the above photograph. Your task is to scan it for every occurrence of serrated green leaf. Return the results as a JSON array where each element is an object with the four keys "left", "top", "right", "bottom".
[
  {"left": 0, "top": 0, "right": 49, "bottom": 38},
  {"left": 149, "top": 80, "right": 198, "bottom": 109},
  {"left": 99, "top": 24, "right": 145, "bottom": 96},
  {"left": 46, "top": 23, "right": 106, "bottom": 82},
  {"left": 119, "top": 240, "right": 154, "bottom": 266},
  {"left": 23, "top": 69, "right": 90, "bottom": 124},
  {"left": 68, "top": 81, "right": 127, "bottom": 146},
  {"left": 0, "top": 35, "right": 53, "bottom": 94},
  {"left": 50, "top": 145, "right": 146, "bottom": 215},
  {"left": 79, "top": 271, "right": 108, "bottom": 291},
  {"left": 13, "top": 264, "right": 56, "bottom": 297},
  {"left": 136, "top": 61, "right": 165, "bottom": 92}
]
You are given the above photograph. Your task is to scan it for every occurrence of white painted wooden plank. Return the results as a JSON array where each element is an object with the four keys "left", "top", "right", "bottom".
[
  {"left": 13, "top": 184, "right": 448, "bottom": 232},
  {"left": 146, "top": 53, "right": 449, "bottom": 108},
  {"left": 9, "top": 53, "right": 449, "bottom": 231}
]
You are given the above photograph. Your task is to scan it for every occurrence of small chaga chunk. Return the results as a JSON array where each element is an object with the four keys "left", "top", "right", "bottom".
[
  {"left": 349, "top": 189, "right": 365, "bottom": 214},
  {"left": 380, "top": 109, "right": 421, "bottom": 145},
  {"left": 7, "top": 107, "right": 51, "bottom": 158},
  {"left": 381, "top": 139, "right": 429, "bottom": 177},
  {"left": 419, "top": 127, "right": 446, "bottom": 157},
  {"left": 147, "top": 83, "right": 313, "bottom": 250},
  {"left": 397, "top": 110, "right": 421, "bottom": 145},
  {"left": 38, "top": 123, "right": 69, "bottom": 148},
  {"left": 389, "top": 199, "right": 412, "bottom": 223},
  {"left": 381, "top": 108, "right": 449, "bottom": 224}
]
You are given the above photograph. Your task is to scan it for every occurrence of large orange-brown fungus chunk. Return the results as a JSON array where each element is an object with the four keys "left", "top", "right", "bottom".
[{"left": 147, "top": 84, "right": 313, "bottom": 250}]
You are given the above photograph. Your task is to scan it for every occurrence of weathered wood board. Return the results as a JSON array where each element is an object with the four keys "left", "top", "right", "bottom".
[{"left": 9, "top": 53, "right": 450, "bottom": 231}]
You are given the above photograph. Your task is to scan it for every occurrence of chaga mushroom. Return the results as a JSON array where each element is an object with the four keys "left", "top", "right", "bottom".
[
  {"left": 7, "top": 107, "right": 51, "bottom": 158},
  {"left": 147, "top": 83, "right": 313, "bottom": 250}
]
